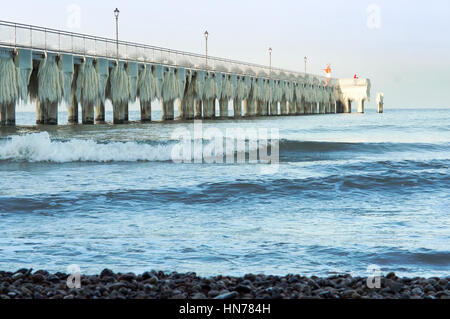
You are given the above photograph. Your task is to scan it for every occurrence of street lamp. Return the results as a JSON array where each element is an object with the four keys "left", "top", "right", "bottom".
[
  {"left": 114, "top": 8, "right": 120, "bottom": 60},
  {"left": 304, "top": 56, "right": 307, "bottom": 74},
  {"left": 269, "top": 47, "right": 272, "bottom": 76},
  {"left": 204, "top": 30, "right": 209, "bottom": 67}
]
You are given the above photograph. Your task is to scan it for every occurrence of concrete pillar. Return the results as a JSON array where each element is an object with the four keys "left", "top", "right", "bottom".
[
  {"left": 113, "top": 102, "right": 125, "bottom": 124},
  {"left": 343, "top": 100, "right": 352, "bottom": 113},
  {"left": 194, "top": 100, "right": 202, "bottom": 119},
  {"left": 377, "top": 93, "right": 384, "bottom": 113},
  {"left": 219, "top": 98, "right": 228, "bottom": 118},
  {"left": 0, "top": 103, "right": 15, "bottom": 126},
  {"left": 183, "top": 97, "right": 194, "bottom": 120},
  {"left": 35, "top": 100, "right": 45, "bottom": 124},
  {"left": 377, "top": 102, "right": 383, "bottom": 113},
  {"left": 124, "top": 103, "right": 129, "bottom": 122},
  {"left": 162, "top": 99, "right": 174, "bottom": 120},
  {"left": 330, "top": 101, "right": 336, "bottom": 114},
  {"left": 3, "top": 102, "right": 15, "bottom": 126},
  {"left": 0, "top": 104, "right": 5, "bottom": 126},
  {"left": 82, "top": 104, "right": 94, "bottom": 124},
  {"left": 288, "top": 101, "right": 297, "bottom": 115},
  {"left": 233, "top": 98, "right": 241, "bottom": 118},
  {"left": 357, "top": 100, "right": 365, "bottom": 113},
  {"left": 45, "top": 101, "right": 58, "bottom": 125},
  {"left": 243, "top": 99, "right": 251, "bottom": 117},
  {"left": 68, "top": 94, "right": 78, "bottom": 124},
  {"left": 175, "top": 99, "right": 183, "bottom": 119},
  {"left": 280, "top": 99, "right": 288, "bottom": 115},
  {"left": 262, "top": 102, "right": 269, "bottom": 116},
  {"left": 96, "top": 102, "right": 106, "bottom": 123},
  {"left": 202, "top": 99, "right": 213, "bottom": 119},
  {"left": 270, "top": 101, "right": 278, "bottom": 115}
]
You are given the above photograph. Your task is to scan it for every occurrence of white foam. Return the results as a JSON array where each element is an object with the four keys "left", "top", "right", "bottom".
[
  {"left": 0, "top": 132, "right": 176, "bottom": 163},
  {"left": 0, "top": 132, "right": 274, "bottom": 163}
]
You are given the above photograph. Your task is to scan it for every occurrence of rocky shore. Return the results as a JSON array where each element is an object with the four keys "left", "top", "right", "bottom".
[{"left": 0, "top": 269, "right": 448, "bottom": 299}]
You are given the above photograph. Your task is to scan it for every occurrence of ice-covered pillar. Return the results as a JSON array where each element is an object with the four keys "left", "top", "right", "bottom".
[
  {"left": 377, "top": 92, "right": 384, "bottom": 113},
  {"left": 280, "top": 98, "right": 288, "bottom": 115},
  {"left": 82, "top": 103, "right": 94, "bottom": 124},
  {"left": 0, "top": 102, "right": 14, "bottom": 126},
  {"left": 140, "top": 101, "right": 151, "bottom": 122},
  {"left": 68, "top": 91, "right": 79, "bottom": 124},
  {"left": 161, "top": 99, "right": 175, "bottom": 120},
  {"left": 95, "top": 102, "right": 105, "bottom": 123},
  {"left": 343, "top": 100, "right": 351, "bottom": 113},
  {"left": 233, "top": 98, "right": 241, "bottom": 118},
  {"left": 357, "top": 99, "right": 365, "bottom": 113},
  {"left": 194, "top": 100, "right": 202, "bottom": 119},
  {"left": 288, "top": 101, "right": 296, "bottom": 115},
  {"left": 37, "top": 53, "right": 61, "bottom": 125},
  {"left": 242, "top": 98, "right": 250, "bottom": 117},
  {"left": 96, "top": 58, "right": 109, "bottom": 123},
  {"left": 219, "top": 98, "right": 228, "bottom": 118},
  {"left": 0, "top": 105, "right": 5, "bottom": 126},
  {"left": 184, "top": 96, "right": 194, "bottom": 120}
]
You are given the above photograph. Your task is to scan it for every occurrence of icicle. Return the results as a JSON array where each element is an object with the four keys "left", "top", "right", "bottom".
[
  {"left": 109, "top": 62, "right": 130, "bottom": 105},
  {"left": 137, "top": 64, "right": 156, "bottom": 104},
  {"left": 176, "top": 67, "right": 187, "bottom": 100},
  {"left": 76, "top": 58, "right": 100, "bottom": 107},
  {"left": 38, "top": 55, "right": 62, "bottom": 104},
  {"left": 221, "top": 74, "right": 232, "bottom": 100},
  {"left": 162, "top": 67, "right": 179, "bottom": 101},
  {"left": 194, "top": 70, "right": 206, "bottom": 100},
  {"left": 14, "top": 49, "right": 32, "bottom": 103},
  {"left": 96, "top": 58, "right": 109, "bottom": 104},
  {"left": 58, "top": 54, "right": 74, "bottom": 106},
  {"left": 0, "top": 56, "right": 19, "bottom": 105},
  {"left": 127, "top": 62, "right": 138, "bottom": 103}
]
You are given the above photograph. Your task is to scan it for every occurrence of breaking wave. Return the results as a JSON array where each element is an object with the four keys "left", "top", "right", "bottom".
[{"left": 0, "top": 132, "right": 448, "bottom": 163}]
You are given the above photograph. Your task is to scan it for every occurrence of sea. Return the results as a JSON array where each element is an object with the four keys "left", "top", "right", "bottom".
[{"left": 0, "top": 107, "right": 449, "bottom": 278}]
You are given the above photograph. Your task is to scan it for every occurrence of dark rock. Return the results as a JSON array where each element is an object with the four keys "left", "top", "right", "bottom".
[
  {"left": 236, "top": 285, "right": 252, "bottom": 293},
  {"left": 214, "top": 291, "right": 238, "bottom": 299},
  {"left": 118, "top": 273, "right": 136, "bottom": 282},
  {"left": 100, "top": 269, "right": 115, "bottom": 279}
]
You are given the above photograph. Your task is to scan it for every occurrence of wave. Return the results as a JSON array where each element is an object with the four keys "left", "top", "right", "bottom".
[{"left": 0, "top": 132, "right": 448, "bottom": 163}]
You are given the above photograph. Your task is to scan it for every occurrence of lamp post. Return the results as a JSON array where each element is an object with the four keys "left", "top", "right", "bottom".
[
  {"left": 304, "top": 56, "right": 307, "bottom": 74},
  {"left": 269, "top": 47, "right": 272, "bottom": 77},
  {"left": 114, "top": 8, "right": 120, "bottom": 60},
  {"left": 204, "top": 30, "right": 209, "bottom": 67}
]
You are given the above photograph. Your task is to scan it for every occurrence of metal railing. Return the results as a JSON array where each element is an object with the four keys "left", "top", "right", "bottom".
[{"left": 0, "top": 20, "right": 330, "bottom": 83}]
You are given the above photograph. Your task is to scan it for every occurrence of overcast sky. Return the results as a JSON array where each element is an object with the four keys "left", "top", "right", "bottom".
[{"left": 1, "top": 0, "right": 449, "bottom": 108}]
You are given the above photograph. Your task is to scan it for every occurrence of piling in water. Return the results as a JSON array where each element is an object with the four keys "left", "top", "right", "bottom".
[
  {"left": 76, "top": 58, "right": 100, "bottom": 124},
  {"left": 0, "top": 55, "right": 18, "bottom": 126},
  {"left": 37, "top": 54, "right": 62, "bottom": 125},
  {"left": 108, "top": 62, "right": 130, "bottom": 124}
]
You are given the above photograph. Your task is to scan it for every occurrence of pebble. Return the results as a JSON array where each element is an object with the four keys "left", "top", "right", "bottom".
[{"left": 0, "top": 269, "right": 447, "bottom": 299}]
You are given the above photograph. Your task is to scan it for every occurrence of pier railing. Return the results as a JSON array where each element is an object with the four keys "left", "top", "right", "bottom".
[{"left": 0, "top": 20, "right": 330, "bottom": 82}]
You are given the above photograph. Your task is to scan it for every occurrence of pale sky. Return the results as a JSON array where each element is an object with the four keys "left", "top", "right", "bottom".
[{"left": 1, "top": 0, "right": 449, "bottom": 108}]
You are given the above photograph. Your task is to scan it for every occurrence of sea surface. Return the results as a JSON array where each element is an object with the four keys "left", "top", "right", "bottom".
[{"left": 0, "top": 108, "right": 449, "bottom": 278}]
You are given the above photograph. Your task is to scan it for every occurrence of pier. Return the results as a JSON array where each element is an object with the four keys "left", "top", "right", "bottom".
[{"left": 0, "top": 20, "right": 371, "bottom": 126}]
